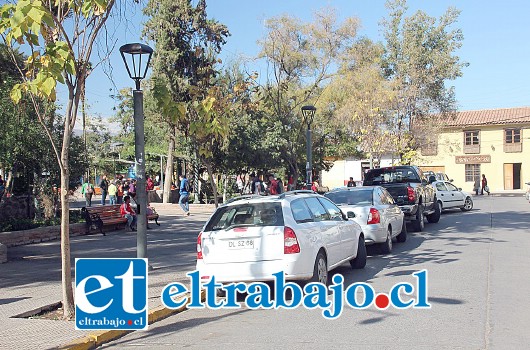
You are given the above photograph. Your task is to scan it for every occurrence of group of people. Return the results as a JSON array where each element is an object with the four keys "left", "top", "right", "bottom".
[
  {"left": 243, "top": 173, "right": 285, "bottom": 195},
  {"left": 238, "top": 173, "right": 322, "bottom": 195},
  {"left": 81, "top": 175, "right": 140, "bottom": 207}
]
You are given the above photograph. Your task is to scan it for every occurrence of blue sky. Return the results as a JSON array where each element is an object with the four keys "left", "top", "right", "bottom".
[{"left": 71, "top": 0, "right": 530, "bottom": 122}]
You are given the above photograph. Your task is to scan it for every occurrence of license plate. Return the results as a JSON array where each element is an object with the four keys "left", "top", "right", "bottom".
[{"left": 228, "top": 239, "right": 254, "bottom": 249}]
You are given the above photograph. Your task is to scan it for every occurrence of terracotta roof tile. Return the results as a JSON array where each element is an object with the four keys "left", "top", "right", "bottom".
[{"left": 447, "top": 107, "right": 530, "bottom": 127}]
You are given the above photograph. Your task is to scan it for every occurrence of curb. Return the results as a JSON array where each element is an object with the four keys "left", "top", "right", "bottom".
[{"left": 58, "top": 289, "right": 206, "bottom": 350}]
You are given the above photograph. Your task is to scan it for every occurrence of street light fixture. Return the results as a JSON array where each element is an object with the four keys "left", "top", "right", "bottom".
[
  {"left": 120, "top": 43, "right": 153, "bottom": 260},
  {"left": 301, "top": 105, "right": 316, "bottom": 190}
]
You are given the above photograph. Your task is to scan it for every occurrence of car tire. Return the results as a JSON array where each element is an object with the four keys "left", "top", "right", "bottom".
[
  {"left": 426, "top": 199, "right": 441, "bottom": 223},
  {"left": 397, "top": 219, "right": 407, "bottom": 243},
  {"left": 350, "top": 235, "right": 367, "bottom": 269},
  {"left": 310, "top": 251, "right": 328, "bottom": 285},
  {"left": 412, "top": 204, "right": 424, "bottom": 232},
  {"left": 460, "top": 196, "right": 473, "bottom": 212},
  {"left": 379, "top": 227, "right": 392, "bottom": 254}
]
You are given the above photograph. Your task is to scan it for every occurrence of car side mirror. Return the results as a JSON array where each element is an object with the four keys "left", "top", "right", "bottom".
[
  {"left": 458, "top": 187, "right": 462, "bottom": 191},
  {"left": 347, "top": 211, "right": 356, "bottom": 219},
  {"left": 450, "top": 179, "right": 454, "bottom": 182}
]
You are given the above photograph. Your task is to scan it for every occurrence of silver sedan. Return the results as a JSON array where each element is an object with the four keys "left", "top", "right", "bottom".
[{"left": 324, "top": 186, "right": 406, "bottom": 254}]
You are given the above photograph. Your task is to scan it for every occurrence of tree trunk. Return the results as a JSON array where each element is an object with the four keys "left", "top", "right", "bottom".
[
  {"left": 163, "top": 135, "right": 175, "bottom": 203},
  {"left": 205, "top": 161, "right": 218, "bottom": 207},
  {"left": 222, "top": 174, "right": 228, "bottom": 203},
  {"left": 60, "top": 143, "right": 75, "bottom": 319}
]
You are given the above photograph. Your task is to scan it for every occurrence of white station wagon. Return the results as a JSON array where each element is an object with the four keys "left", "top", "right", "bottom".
[{"left": 196, "top": 191, "right": 367, "bottom": 285}]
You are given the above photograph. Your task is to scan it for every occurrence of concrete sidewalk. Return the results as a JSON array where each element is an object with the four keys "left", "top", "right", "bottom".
[{"left": 0, "top": 203, "right": 216, "bottom": 350}]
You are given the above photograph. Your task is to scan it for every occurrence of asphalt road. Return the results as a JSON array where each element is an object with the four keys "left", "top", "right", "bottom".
[{"left": 103, "top": 194, "right": 530, "bottom": 350}]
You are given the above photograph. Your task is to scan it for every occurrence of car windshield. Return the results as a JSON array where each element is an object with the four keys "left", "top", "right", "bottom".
[
  {"left": 324, "top": 189, "right": 373, "bottom": 206},
  {"left": 205, "top": 202, "right": 284, "bottom": 231},
  {"left": 364, "top": 167, "right": 421, "bottom": 185}
]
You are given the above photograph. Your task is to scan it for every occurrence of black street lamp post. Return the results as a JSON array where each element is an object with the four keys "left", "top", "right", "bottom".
[
  {"left": 301, "top": 105, "right": 316, "bottom": 190},
  {"left": 119, "top": 43, "right": 153, "bottom": 260}
]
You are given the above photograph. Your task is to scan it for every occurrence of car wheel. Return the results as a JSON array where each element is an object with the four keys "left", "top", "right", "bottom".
[
  {"left": 379, "top": 227, "right": 392, "bottom": 254},
  {"left": 460, "top": 197, "right": 473, "bottom": 212},
  {"left": 350, "top": 235, "right": 367, "bottom": 269},
  {"left": 426, "top": 199, "right": 441, "bottom": 223},
  {"left": 310, "top": 251, "right": 328, "bottom": 285},
  {"left": 397, "top": 219, "right": 407, "bottom": 243},
  {"left": 412, "top": 204, "right": 424, "bottom": 232}
]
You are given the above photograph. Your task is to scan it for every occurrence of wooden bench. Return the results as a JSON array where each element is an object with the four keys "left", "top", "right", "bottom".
[{"left": 81, "top": 205, "right": 160, "bottom": 235}]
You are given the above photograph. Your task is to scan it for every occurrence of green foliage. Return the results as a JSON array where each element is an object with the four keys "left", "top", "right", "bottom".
[
  {"left": 381, "top": 0, "right": 467, "bottom": 152},
  {"left": 258, "top": 8, "right": 360, "bottom": 178},
  {"left": 0, "top": 210, "right": 84, "bottom": 232}
]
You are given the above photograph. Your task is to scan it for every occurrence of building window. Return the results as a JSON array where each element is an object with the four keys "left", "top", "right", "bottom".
[
  {"left": 465, "top": 164, "right": 480, "bottom": 182},
  {"left": 504, "top": 128, "right": 522, "bottom": 152},
  {"left": 464, "top": 130, "right": 480, "bottom": 154}
]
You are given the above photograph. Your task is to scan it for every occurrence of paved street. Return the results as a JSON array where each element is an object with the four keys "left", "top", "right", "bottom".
[
  {"left": 1, "top": 195, "right": 529, "bottom": 349},
  {"left": 101, "top": 194, "right": 530, "bottom": 350}
]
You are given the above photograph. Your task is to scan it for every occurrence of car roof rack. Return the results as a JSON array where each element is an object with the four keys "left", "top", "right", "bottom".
[
  {"left": 277, "top": 190, "right": 316, "bottom": 199},
  {"left": 223, "top": 195, "right": 266, "bottom": 206}
]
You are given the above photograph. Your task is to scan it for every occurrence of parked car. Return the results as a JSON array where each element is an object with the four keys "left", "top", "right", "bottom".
[
  {"left": 432, "top": 181, "right": 473, "bottom": 212},
  {"left": 363, "top": 166, "right": 440, "bottom": 232},
  {"left": 196, "top": 190, "right": 366, "bottom": 287},
  {"left": 324, "top": 186, "right": 406, "bottom": 254},
  {"left": 423, "top": 171, "right": 453, "bottom": 182},
  {"left": 526, "top": 182, "right": 530, "bottom": 201}
]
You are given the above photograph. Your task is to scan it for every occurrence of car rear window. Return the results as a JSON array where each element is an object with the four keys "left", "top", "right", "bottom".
[
  {"left": 205, "top": 202, "right": 284, "bottom": 231},
  {"left": 325, "top": 189, "right": 373, "bottom": 206},
  {"left": 364, "top": 167, "right": 420, "bottom": 185}
]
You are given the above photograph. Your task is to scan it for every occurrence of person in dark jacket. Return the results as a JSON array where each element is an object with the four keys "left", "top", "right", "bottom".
[{"left": 99, "top": 175, "right": 109, "bottom": 205}]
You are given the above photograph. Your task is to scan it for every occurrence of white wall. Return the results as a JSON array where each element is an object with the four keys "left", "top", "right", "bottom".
[{"left": 321, "top": 154, "right": 397, "bottom": 188}]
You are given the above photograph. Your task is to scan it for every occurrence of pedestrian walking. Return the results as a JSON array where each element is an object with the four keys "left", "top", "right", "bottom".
[
  {"left": 116, "top": 180, "right": 124, "bottom": 204},
  {"left": 146, "top": 175, "right": 154, "bottom": 191},
  {"left": 276, "top": 176, "right": 284, "bottom": 194},
  {"left": 347, "top": 177, "right": 356, "bottom": 187},
  {"left": 108, "top": 181, "right": 117, "bottom": 205},
  {"left": 128, "top": 179, "right": 137, "bottom": 200},
  {"left": 179, "top": 174, "right": 190, "bottom": 216},
  {"left": 481, "top": 174, "right": 490, "bottom": 195},
  {"left": 99, "top": 175, "right": 109, "bottom": 205},
  {"left": 268, "top": 175, "right": 279, "bottom": 195},
  {"left": 81, "top": 180, "right": 94, "bottom": 207},
  {"left": 0, "top": 174, "right": 5, "bottom": 200},
  {"left": 473, "top": 177, "right": 480, "bottom": 195},
  {"left": 236, "top": 175, "right": 244, "bottom": 195},
  {"left": 120, "top": 195, "right": 137, "bottom": 231}
]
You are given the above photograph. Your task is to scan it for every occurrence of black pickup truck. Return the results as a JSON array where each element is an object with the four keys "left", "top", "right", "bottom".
[{"left": 363, "top": 165, "right": 441, "bottom": 231}]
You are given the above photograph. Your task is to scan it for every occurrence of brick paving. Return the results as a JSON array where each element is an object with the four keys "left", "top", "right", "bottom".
[{"left": 0, "top": 203, "right": 215, "bottom": 350}]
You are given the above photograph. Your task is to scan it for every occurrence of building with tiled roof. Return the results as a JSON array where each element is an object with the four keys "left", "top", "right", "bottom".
[
  {"left": 418, "top": 107, "right": 529, "bottom": 192},
  {"left": 445, "top": 107, "right": 530, "bottom": 127}
]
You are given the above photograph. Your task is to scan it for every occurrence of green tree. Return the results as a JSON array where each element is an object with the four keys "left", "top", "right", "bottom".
[
  {"left": 320, "top": 38, "right": 398, "bottom": 168},
  {"left": 381, "top": 0, "right": 467, "bottom": 161},
  {"left": 257, "top": 8, "right": 359, "bottom": 183},
  {"left": 143, "top": 0, "right": 230, "bottom": 204},
  {"left": 1, "top": 0, "right": 118, "bottom": 319}
]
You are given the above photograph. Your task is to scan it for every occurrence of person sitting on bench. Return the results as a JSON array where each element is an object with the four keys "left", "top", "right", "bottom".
[{"left": 120, "top": 195, "right": 137, "bottom": 232}]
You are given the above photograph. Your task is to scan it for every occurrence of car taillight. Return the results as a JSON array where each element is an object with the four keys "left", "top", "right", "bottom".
[
  {"left": 197, "top": 232, "right": 203, "bottom": 259},
  {"left": 407, "top": 186, "right": 415, "bottom": 202},
  {"left": 367, "top": 208, "right": 381, "bottom": 224},
  {"left": 284, "top": 227, "right": 300, "bottom": 254}
]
